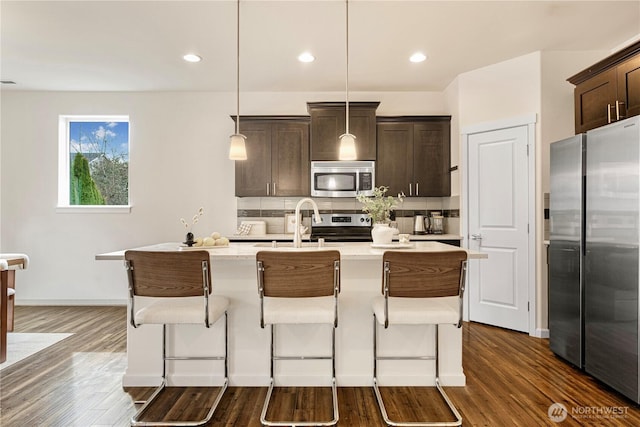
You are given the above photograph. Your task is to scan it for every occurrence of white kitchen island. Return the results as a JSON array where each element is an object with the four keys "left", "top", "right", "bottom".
[{"left": 96, "top": 241, "right": 486, "bottom": 388}]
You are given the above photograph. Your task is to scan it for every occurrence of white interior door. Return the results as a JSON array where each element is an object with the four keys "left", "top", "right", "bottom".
[{"left": 467, "top": 125, "right": 530, "bottom": 332}]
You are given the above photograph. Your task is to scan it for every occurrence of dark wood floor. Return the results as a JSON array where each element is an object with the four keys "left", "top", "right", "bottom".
[{"left": 1, "top": 306, "right": 639, "bottom": 426}]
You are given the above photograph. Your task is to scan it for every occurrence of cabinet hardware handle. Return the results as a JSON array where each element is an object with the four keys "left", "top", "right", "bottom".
[
  {"left": 607, "top": 103, "right": 612, "bottom": 124},
  {"left": 409, "top": 183, "right": 412, "bottom": 196},
  {"left": 471, "top": 233, "right": 483, "bottom": 240},
  {"left": 616, "top": 101, "right": 626, "bottom": 121},
  {"left": 272, "top": 182, "right": 276, "bottom": 195},
  {"left": 416, "top": 182, "right": 419, "bottom": 196},
  {"left": 266, "top": 183, "right": 270, "bottom": 196}
]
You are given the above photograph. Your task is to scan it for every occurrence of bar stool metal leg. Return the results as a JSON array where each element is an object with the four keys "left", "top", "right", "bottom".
[
  {"left": 260, "top": 323, "right": 339, "bottom": 427},
  {"left": 372, "top": 314, "right": 462, "bottom": 427},
  {"left": 131, "top": 313, "right": 229, "bottom": 427}
]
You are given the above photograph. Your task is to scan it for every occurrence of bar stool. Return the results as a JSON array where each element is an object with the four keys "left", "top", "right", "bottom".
[
  {"left": 0, "top": 253, "right": 29, "bottom": 333},
  {"left": 256, "top": 250, "right": 341, "bottom": 427},
  {"left": 125, "top": 250, "right": 229, "bottom": 427},
  {"left": 372, "top": 250, "right": 468, "bottom": 427}
]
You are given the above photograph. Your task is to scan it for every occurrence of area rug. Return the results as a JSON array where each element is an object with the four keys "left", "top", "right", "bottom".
[{"left": 0, "top": 333, "right": 73, "bottom": 371}]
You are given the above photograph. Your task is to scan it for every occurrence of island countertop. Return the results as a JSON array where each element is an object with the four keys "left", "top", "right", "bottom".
[{"left": 96, "top": 240, "right": 486, "bottom": 261}]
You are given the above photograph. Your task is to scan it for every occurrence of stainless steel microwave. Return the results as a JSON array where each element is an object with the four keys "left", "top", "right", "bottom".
[{"left": 311, "top": 161, "right": 375, "bottom": 198}]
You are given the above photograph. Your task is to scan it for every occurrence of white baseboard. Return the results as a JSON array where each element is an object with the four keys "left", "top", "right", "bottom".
[
  {"left": 533, "top": 328, "right": 550, "bottom": 338},
  {"left": 15, "top": 299, "right": 127, "bottom": 306},
  {"left": 122, "top": 373, "right": 467, "bottom": 387}
]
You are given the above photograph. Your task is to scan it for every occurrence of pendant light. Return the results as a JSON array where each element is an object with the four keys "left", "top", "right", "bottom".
[
  {"left": 229, "top": 0, "right": 247, "bottom": 160},
  {"left": 338, "top": 0, "right": 357, "bottom": 160}
]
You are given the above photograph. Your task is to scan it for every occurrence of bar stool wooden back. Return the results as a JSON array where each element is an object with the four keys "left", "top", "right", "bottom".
[
  {"left": 256, "top": 250, "right": 341, "bottom": 427},
  {"left": 125, "top": 250, "right": 229, "bottom": 427},
  {"left": 372, "top": 250, "right": 468, "bottom": 427}
]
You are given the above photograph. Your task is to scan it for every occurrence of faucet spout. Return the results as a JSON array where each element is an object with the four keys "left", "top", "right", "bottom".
[{"left": 293, "top": 198, "right": 322, "bottom": 248}]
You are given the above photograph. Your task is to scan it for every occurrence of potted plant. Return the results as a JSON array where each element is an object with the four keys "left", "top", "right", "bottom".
[{"left": 356, "top": 186, "right": 403, "bottom": 245}]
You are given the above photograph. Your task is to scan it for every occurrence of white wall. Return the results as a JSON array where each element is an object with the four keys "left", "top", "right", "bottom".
[
  {"left": 0, "top": 90, "right": 445, "bottom": 304},
  {"left": 457, "top": 52, "right": 542, "bottom": 127}
]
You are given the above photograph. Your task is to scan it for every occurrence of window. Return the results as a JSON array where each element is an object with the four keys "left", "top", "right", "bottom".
[{"left": 57, "top": 115, "right": 130, "bottom": 212}]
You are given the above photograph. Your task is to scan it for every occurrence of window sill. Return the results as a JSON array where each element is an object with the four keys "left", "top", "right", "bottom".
[{"left": 56, "top": 205, "right": 132, "bottom": 214}]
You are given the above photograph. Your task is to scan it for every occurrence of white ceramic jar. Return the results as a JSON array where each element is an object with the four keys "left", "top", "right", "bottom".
[{"left": 371, "top": 223, "right": 394, "bottom": 245}]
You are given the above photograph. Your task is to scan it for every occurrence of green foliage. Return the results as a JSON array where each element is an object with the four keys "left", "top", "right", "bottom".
[
  {"left": 70, "top": 153, "right": 105, "bottom": 205},
  {"left": 356, "top": 186, "right": 403, "bottom": 223},
  {"left": 90, "top": 155, "right": 129, "bottom": 205}
]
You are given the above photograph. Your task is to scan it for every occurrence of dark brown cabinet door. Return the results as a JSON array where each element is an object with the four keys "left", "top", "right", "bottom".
[
  {"left": 413, "top": 121, "right": 450, "bottom": 196},
  {"left": 574, "top": 68, "right": 617, "bottom": 134},
  {"left": 308, "top": 102, "right": 378, "bottom": 160},
  {"left": 235, "top": 121, "right": 272, "bottom": 197},
  {"left": 349, "top": 106, "right": 377, "bottom": 160},
  {"left": 376, "top": 118, "right": 451, "bottom": 197},
  {"left": 617, "top": 55, "right": 640, "bottom": 120},
  {"left": 272, "top": 122, "right": 310, "bottom": 196},
  {"left": 235, "top": 118, "right": 310, "bottom": 197},
  {"left": 309, "top": 107, "right": 343, "bottom": 160},
  {"left": 376, "top": 123, "right": 413, "bottom": 197}
]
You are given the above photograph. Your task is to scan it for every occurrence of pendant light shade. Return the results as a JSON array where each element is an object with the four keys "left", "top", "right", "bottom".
[
  {"left": 339, "top": 133, "right": 357, "bottom": 160},
  {"left": 339, "top": 0, "right": 356, "bottom": 161},
  {"left": 229, "top": 133, "right": 247, "bottom": 160},
  {"left": 229, "top": 0, "right": 247, "bottom": 161}
]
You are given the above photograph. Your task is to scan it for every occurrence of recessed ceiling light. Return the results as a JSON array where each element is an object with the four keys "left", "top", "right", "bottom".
[
  {"left": 183, "top": 54, "right": 202, "bottom": 63},
  {"left": 409, "top": 52, "right": 427, "bottom": 63},
  {"left": 298, "top": 52, "right": 315, "bottom": 63}
]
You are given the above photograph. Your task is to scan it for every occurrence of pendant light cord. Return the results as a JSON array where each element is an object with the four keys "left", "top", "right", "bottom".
[
  {"left": 236, "top": 0, "right": 240, "bottom": 135},
  {"left": 345, "top": 0, "right": 349, "bottom": 135}
]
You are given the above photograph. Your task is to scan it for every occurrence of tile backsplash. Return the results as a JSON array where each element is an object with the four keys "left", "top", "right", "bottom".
[{"left": 237, "top": 196, "right": 460, "bottom": 235}]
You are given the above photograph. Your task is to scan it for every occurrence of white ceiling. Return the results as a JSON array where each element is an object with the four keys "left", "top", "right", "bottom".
[{"left": 2, "top": 0, "right": 639, "bottom": 92}]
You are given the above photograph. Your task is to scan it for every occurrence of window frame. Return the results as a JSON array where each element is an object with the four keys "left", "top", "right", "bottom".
[{"left": 57, "top": 115, "right": 131, "bottom": 213}]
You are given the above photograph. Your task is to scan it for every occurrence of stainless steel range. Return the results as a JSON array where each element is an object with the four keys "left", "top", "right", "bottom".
[{"left": 311, "top": 213, "right": 372, "bottom": 242}]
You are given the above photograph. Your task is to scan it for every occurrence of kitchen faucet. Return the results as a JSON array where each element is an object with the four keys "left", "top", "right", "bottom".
[{"left": 293, "top": 198, "right": 322, "bottom": 248}]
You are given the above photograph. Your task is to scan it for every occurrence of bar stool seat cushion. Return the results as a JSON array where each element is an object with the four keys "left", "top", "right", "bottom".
[
  {"left": 373, "top": 296, "right": 459, "bottom": 325},
  {"left": 263, "top": 296, "right": 335, "bottom": 325},
  {"left": 0, "top": 254, "right": 29, "bottom": 270},
  {"left": 135, "top": 296, "right": 229, "bottom": 325}
]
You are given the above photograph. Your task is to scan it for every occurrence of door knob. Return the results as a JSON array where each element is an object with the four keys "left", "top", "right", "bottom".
[{"left": 470, "top": 233, "right": 483, "bottom": 240}]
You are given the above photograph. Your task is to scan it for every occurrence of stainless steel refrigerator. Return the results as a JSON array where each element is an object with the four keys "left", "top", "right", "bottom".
[
  {"left": 549, "top": 133, "right": 585, "bottom": 369},
  {"left": 550, "top": 115, "right": 640, "bottom": 403}
]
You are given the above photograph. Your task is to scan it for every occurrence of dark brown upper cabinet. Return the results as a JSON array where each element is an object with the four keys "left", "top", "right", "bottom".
[
  {"left": 307, "top": 102, "right": 379, "bottom": 161},
  {"left": 376, "top": 116, "right": 451, "bottom": 197},
  {"left": 569, "top": 41, "right": 640, "bottom": 134},
  {"left": 234, "top": 116, "right": 310, "bottom": 197}
]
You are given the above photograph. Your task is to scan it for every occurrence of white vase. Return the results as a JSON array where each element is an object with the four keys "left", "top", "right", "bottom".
[{"left": 371, "top": 223, "right": 394, "bottom": 245}]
